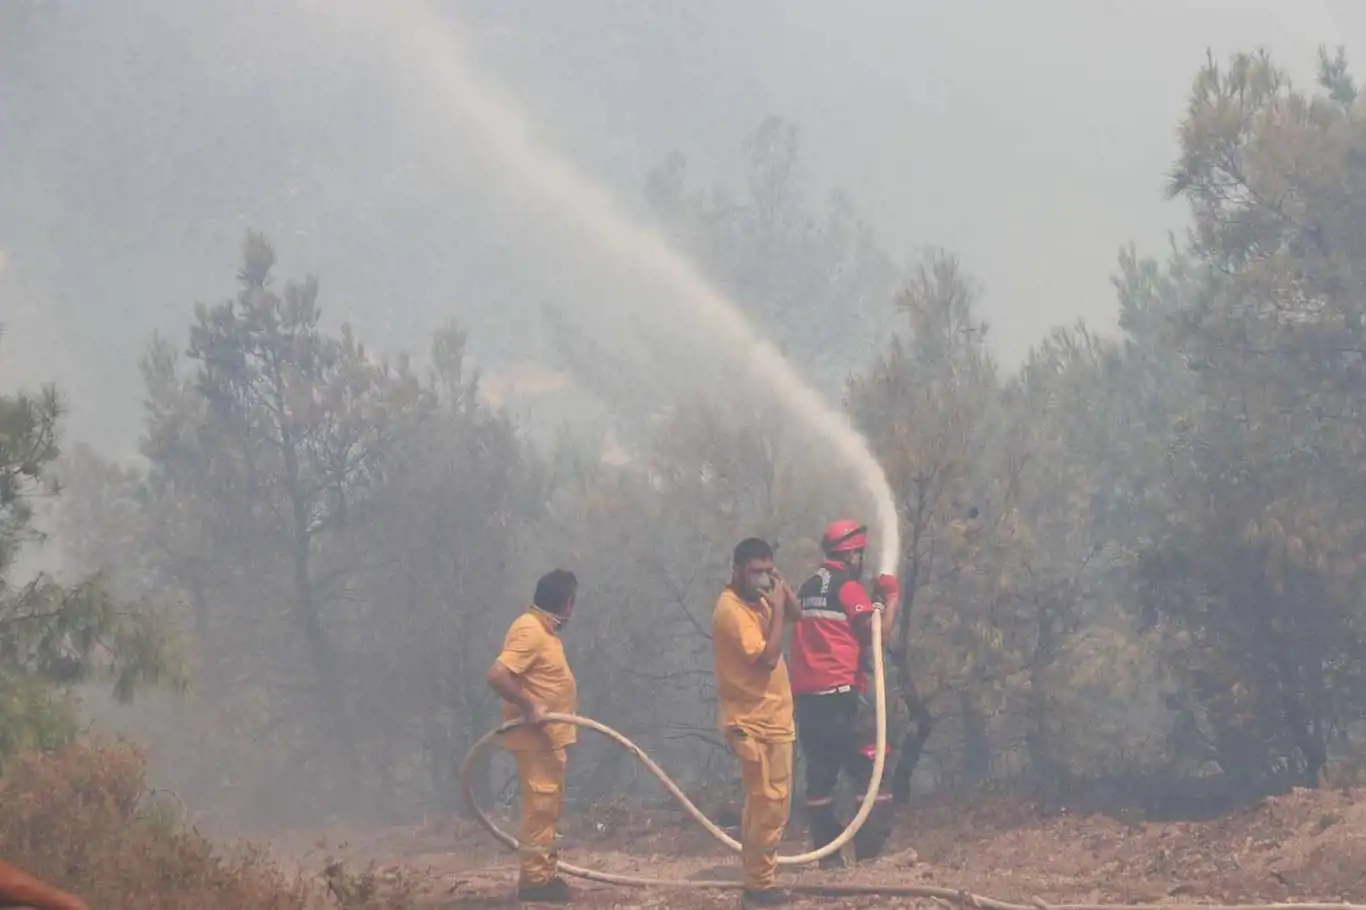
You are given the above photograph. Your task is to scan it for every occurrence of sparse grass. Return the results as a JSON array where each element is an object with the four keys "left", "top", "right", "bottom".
[
  {"left": 322, "top": 859, "right": 420, "bottom": 910},
  {"left": 0, "top": 739, "right": 417, "bottom": 909}
]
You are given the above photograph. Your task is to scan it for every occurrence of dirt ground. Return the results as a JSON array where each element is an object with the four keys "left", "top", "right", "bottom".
[{"left": 272, "top": 785, "right": 1366, "bottom": 908}]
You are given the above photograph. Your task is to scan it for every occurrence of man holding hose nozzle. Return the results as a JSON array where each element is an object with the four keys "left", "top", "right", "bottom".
[
  {"left": 790, "top": 520, "right": 900, "bottom": 868},
  {"left": 486, "top": 569, "right": 580, "bottom": 904}
]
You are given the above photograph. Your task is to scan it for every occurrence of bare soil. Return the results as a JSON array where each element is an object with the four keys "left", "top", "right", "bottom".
[{"left": 271, "top": 786, "right": 1366, "bottom": 908}]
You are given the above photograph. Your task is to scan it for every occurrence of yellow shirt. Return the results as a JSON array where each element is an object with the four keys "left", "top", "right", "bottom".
[
  {"left": 497, "top": 608, "right": 578, "bottom": 752},
  {"left": 713, "top": 586, "right": 795, "bottom": 743}
]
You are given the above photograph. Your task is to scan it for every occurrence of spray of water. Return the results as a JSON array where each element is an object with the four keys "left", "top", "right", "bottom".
[{"left": 318, "top": 0, "right": 901, "bottom": 575}]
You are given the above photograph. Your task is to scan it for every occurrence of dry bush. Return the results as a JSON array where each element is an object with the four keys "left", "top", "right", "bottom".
[{"left": 0, "top": 739, "right": 352, "bottom": 910}]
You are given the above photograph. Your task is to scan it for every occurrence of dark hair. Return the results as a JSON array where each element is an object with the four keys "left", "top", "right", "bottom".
[
  {"left": 534, "top": 569, "right": 578, "bottom": 615},
  {"left": 732, "top": 537, "right": 774, "bottom": 567}
]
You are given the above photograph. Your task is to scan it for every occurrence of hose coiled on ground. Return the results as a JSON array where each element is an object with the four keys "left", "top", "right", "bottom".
[{"left": 458, "top": 618, "right": 1366, "bottom": 908}]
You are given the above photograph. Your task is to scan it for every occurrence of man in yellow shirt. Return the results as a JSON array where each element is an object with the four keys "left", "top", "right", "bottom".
[
  {"left": 486, "top": 569, "right": 579, "bottom": 904},
  {"left": 713, "top": 537, "right": 800, "bottom": 907}
]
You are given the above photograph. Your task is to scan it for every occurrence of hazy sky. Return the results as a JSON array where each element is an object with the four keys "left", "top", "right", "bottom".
[{"left": 1, "top": 0, "right": 1359, "bottom": 448}]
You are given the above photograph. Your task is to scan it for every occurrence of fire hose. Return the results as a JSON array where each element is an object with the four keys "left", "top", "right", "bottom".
[{"left": 458, "top": 618, "right": 1366, "bottom": 909}]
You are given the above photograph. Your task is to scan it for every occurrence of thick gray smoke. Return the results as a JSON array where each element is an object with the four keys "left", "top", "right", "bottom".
[{"left": 302, "top": 0, "right": 902, "bottom": 572}]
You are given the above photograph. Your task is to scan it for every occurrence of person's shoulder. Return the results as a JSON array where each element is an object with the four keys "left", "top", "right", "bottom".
[
  {"left": 836, "top": 579, "right": 875, "bottom": 617},
  {"left": 713, "top": 587, "right": 744, "bottom": 624},
  {"left": 837, "top": 577, "right": 870, "bottom": 598},
  {"left": 507, "top": 610, "right": 546, "bottom": 638},
  {"left": 714, "top": 586, "right": 746, "bottom": 612}
]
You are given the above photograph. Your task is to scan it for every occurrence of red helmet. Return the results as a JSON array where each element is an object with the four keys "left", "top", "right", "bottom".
[{"left": 821, "top": 519, "right": 867, "bottom": 555}]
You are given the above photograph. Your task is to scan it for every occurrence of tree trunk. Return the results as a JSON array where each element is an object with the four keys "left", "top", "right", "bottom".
[
  {"left": 279, "top": 429, "right": 349, "bottom": 758},
  {"left": 890, "top": 523, "right": 931, "bottom": 804},
  {"left": 889, "top": 678, "right": 933, "bottom": 804},
  {"left": 449, "top": 717, "right": 494, "bottom": 817},
  {"left": 1281, "top": 685, "right": 1328, "bottom": 788},
  {"left": 290, "top": 530, "right": 340, "bottom": 701},
  {"left": 187, "top": 573, "right": 211, "bottom": 641},
  {"left": 960, "top": 691, "right": 991, "bottom": 789},
  {"left": 1025, "top": 605, "right": 1065, "bottom": 788},
  {"left": 185, "top": 573, "right": 217, "bottom": 692}
]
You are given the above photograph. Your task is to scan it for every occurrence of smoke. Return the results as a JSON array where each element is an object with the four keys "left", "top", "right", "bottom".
[{"left": 306, "top": 0, "right": 902, "bottom": 575}]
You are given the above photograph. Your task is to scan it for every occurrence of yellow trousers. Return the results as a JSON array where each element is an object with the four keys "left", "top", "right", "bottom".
[
  {"left": 726, "top": 728, "right": 793, "bottom": 891},
  {"left": 512, "top": 747, "right": 567, "bottom": 886}
]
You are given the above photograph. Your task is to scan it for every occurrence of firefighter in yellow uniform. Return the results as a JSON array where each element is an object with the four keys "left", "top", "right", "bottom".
[
  {"left": 486, "top": 569, "right": 580, "bottom": 905},
  {"left": 713, "top": 537, "right": 800, "bottom": 908}
]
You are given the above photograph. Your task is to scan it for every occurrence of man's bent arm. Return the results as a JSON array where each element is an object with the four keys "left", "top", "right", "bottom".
[
  {"left": 718, "top": 602, "right": 783, "bottom": 669},
  {"left": 764, "top": 587, "right": 801, "bottom": 624},
  {"left": 770, "top": 571, "right": 802, "bottom": 623},
  {"left": 785, "top": 582, "right": 802, "bottom": 623},
  {"left": 758, "top": 597, "right": 786, "bottom": 669},
  {"left": 879, "top": 594, "right": 899, "bottom": 640},
  {"left": 486, "top": 661, "right": 542, "bottom": 722}
]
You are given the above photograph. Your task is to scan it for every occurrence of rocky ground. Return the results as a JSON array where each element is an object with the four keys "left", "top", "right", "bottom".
[{"left": 271, "top": 785, "right": 1366, "bottom": 908}]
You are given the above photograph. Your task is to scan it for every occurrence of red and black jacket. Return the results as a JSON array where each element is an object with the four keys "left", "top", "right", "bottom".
[{"left": 789, "top": 560, "right": 876, "bottom": 695}]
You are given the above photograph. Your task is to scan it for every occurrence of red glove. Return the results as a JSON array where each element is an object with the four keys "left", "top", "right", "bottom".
[{"left": 875, "top": 573, "right": 900, "bottom": 601}]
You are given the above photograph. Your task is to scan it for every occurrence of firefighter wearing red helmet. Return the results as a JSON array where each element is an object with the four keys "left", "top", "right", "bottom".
[{"left": 789, "top": 519, "right": 900, "bottom": 867}]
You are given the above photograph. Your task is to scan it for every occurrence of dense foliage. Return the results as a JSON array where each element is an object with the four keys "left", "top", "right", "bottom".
[{"left": 0, "top": 332, "right": 180, "bottom": 765}]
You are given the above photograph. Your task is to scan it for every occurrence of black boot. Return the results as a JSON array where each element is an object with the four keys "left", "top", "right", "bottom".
[
  {"left": 518, "top": 876, "right": 573, "bottom": 904},
  {"left": 813, "top": 810, "right": 846, "bottom": 869},
  {"left": 853, "top": 831, "right": 888, "bottom": 863},
  {"left": 808, "top": 804, "right": 845, "bottom": 869},
  {"left": 742, "top": 887, "right": 791, "bottom": 906},
  {"left": 852, "top": 803, "right": 893, "bottom": 863}
]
